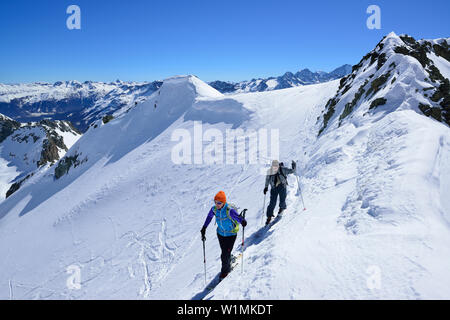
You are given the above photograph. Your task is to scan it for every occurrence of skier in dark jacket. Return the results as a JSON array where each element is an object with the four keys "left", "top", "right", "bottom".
[
  {"left": 264, "top": 160, "right": 297, "bottom": 225},
  {"left": 201, "top": 191, "right": 247, "bottom": 279}
]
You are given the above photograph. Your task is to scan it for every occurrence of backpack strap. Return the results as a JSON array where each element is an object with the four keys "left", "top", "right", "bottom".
[{"left": 214, "top": 205, "right": 230, "bottom": 221}]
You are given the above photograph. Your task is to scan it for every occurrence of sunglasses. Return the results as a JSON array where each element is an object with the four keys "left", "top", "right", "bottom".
[{"left": 214, "top": 200, "right": 223, "bottom": 205}]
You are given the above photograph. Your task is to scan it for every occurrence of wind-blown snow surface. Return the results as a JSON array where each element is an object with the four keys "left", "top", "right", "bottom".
[{"left": 0, "top": 75, "right": 449, "bottom": 299}]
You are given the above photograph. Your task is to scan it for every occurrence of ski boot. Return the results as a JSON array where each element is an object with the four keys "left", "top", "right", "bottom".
[{"left": 219, "top": 272, "right": 229, "bottom": 280}]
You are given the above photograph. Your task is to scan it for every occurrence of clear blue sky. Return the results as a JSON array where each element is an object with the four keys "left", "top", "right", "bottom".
[{"left": 1, "top": 0, "right": 449, "bottom": 83}]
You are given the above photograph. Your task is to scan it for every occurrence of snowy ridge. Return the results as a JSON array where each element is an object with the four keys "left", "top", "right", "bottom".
[{"left": 52, "top": 75, "right": 227, "bottom": 183}]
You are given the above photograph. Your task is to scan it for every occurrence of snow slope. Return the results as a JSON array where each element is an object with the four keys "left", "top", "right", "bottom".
[
  {"left": 0, "top": 34, "right": 450, "bottom": 300},
  {"left": 206, "top": 109, "right": 450, "bottom": 300}
]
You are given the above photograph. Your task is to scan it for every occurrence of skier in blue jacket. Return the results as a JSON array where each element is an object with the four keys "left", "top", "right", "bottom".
[{"left": 201, "top": 191, "right": 247, "bottom": 279}]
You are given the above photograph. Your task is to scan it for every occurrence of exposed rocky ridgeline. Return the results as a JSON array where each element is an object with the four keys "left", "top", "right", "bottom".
[
  {"left": 318, "top": 32, "right": 450, "bottom": 135},
  {"left": 0, "top": 80, "right": 162, "bottom": 132},
  {"left": 54, "top": 152, "right": 87, "bottom": 180},
  {"left": 0, "top": 114, "right": 81, "bottom": 198},
  {"left": 209, "top": 64, "right": 352, "bottom": 94},
  {"left": 0, "top": 113, "right": 21, "bottom": 143},
  {"left": 36, "top": 120, "right": 81, "bottom": 166}
]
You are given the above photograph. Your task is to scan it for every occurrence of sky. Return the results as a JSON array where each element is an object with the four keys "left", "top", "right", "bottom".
[{"left": 0, "top": 0, "right": 449, "bottom": 84}]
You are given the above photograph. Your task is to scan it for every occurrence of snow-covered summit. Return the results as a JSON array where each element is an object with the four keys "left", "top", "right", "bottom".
[
  {"left": 48, "top": 75, "right": 232, "bottom": 183},
  {"left": 163, "top": 75, "right": 223, "bottom": 98},
  {"left": 318, "top": 32, "right": 450, "bottom": 135}
]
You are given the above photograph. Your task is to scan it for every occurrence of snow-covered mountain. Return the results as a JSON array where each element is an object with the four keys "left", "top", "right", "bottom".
[
  {"left": 209, "top": 64, "right": 352, "bottom": 93},
  {"left": 318, "top": 32, "right": 450, "bottom": 135},
  {"left": 0, "top": 80, "right": 162, "bottom": 132},
  {"left": 0, "top": 114, "right": 81, "bottom": 200},
  {"left": 0, "top": 32, "right": 449, "bottom": 300}
]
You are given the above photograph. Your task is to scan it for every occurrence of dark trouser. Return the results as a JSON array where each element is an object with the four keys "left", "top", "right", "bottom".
[
  {"left": 267, "top": 184, "right": 287, "bottom": 217},
  {"left": 217, "top": 233, "right": 237, "bottom": 275}
]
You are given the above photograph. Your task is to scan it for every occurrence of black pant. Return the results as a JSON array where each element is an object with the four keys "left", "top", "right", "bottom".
[
  {"left": 217, "top": 233, "right": 237, "bottom": 275},
  {"left": 267, "top": 184, "right": 287, "bottom": 217}
]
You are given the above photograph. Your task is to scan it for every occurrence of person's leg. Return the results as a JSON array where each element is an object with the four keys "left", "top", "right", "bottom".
[
  {"left": 266, "top": 187, "right": 279, "bottom": 218},
  {"left": 217, "top": 233, "right": 237, "bottom": 275},
  {"left": 217, "top": 234, "right": 227, "bottom": 275},
  {"left": 279, "top": 186, "right": 287, "bottom": 211}
]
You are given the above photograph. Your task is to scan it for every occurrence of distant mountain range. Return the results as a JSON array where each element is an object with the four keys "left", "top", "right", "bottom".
[
  {"left": 209, "top": 64, "right": 352, "bottom": 93},
  {"left": 0, "top": 80, "right": 162, "bottom": 132},
  {"left": 0, "top": 65, "right": 351, "bottom": 133}
]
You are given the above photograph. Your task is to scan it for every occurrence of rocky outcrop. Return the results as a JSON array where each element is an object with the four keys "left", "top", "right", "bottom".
[{"left": 318, "top": 33, "right": 450, "bottom": 135}]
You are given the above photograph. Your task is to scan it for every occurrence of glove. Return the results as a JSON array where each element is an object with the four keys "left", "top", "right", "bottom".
[
  {"left": 264, "top": 187, "right": 268, "bottom": 195},
  {"left": 201, "top": 227, "right": 206, "bottom": 241},
  {"left": 241, "top": 219, "right": 247, "bottom": 228}
]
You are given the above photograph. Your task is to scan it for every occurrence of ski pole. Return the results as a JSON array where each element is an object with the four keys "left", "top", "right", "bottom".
[
  {"left": 261, "top": 193, "right": 266, "bottom": 227},
  {"left": 202, "top": 238, "right": 206, "bottom": 285},
  {"left": 240, "top": 209, "right": 247, "bottom": 274},
  {"left": 296, "top": 173, "right": 306, "bottom": 211},
  {"left": 242, "top": 225, "right": 245, "bottom": 274}
]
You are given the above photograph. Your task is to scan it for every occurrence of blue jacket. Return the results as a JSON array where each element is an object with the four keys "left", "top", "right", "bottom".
[{"left": 203, "top": 203, "right": 244, "bottom": 237}]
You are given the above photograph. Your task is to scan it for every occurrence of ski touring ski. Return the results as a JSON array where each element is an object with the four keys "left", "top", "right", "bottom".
[{"left": 203, "top": 253, "right": 243, "bottom": 292}]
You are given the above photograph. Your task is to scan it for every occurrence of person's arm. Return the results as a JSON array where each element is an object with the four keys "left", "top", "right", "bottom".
[
  {"left": 283, "top": 167, "right": 294, "bottom": 175},
  {"left": 265, "top": 174, "right": 270, "bottom": 188},
  {"left": 203, "top": 207, "right": 215, "bottom": 228},
  {"left": 229, "top": 208, "right": 244, "bottom": 224},
  {"left": 283, "top": 161, "right": 297, "bottom": 175}
]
